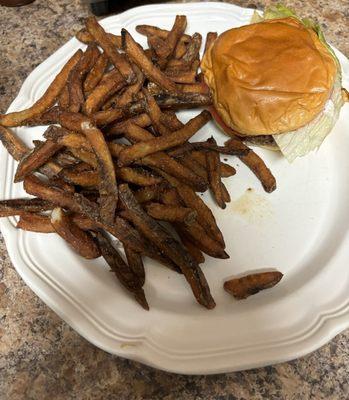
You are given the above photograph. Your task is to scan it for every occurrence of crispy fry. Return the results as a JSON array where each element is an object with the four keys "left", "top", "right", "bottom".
[
  {"left": 60, "top": 169, "right": 99, "bottom": 187},
  {"left": 154, "top": 92, "right": 212, "bottom": 109},
  {"left": 76, "top": 28, "right": 121, "bottom": 47},
  {"left": 83, "top": 52, "right": 109, "bottom": 93},
  {"left": 17, "top": 212, "right": 96, "bottom": 233},
  {"left": 182, "top": 33, "right": 202, "bottom": 65},
  {"left": 224, "top": 271, "right": 283, "bottom": 300},
  {"left": 180, "top": 236, "right": 205, "bottom": 264},
  {"left": 0, "top": 198, "right": 54, "bottom": 217},
  {"left": 106, "top": 113, "right": 151, "bottom": 136},
  {"left": 15, "top": 139, "right": 63, "bottom": 182},
  {"left": 225, "top": 138, "right": 276, "bottom": 193},
  {"left": 160, "top": 111, "right": 183, "bottom": 131},
  {"left": 118, "top": 110, "right": 211, "bottom": 166},
  {"left": 168, "top": 139, "right": 248, "bottom": 158},
  {"left": 146, "top": 203, "right": 197, "bottom": 224},
  {"left": 160, "top": 187, "right": 182, "bottom": 206},
  {"left": 221, "top": 183, "right": 231, "bottom": 203},
  {"left": 143, "top": 89, "right": 170, "bottom": 136},
  {"left": 102, "top": 65, "right": 144, "bottom": 110},
  {"left": 48, "top": 176, "right": 75, "bottom": 193},
  {"left": 95, "top": 230, "right": 149, "bottom": 310},
  {"left": 135, "top": 25, "right": 191, "bottom": 43},
  {"left": 23, "top": 175, "right": 155, "bottom": 257},
  {"left": 124, "top": 245, "right": 145, "bottom": 287},
  {"left": 68, "top": 43, "right": 100, "bottom": 113},
  {"left": 175, "top": 222, "right": 228, "bottom": 259},
  {"left": 93, "top": 100, "right": 145, "bottom": 126},
  {"left": 0, "top": 50, "right": 82, "bottom": 127},
  {"left": 58, "top": 86, "right": 70, "bottom": 109},
  {"left": 57, "top": 112, "right": 117, "bottom": 223},
  {"left": 69, "top": 147, "right": 98, "bottom": 168},
  {"left": 178, "top": 156, "right": 208, "bottom": 183},
  {"left": 165, "top": 68, "right": 197, "bottom": 84},
  {"left": 140, "top": 152, "right": 207, "bottom": 192},
  {"left": 134, "top": 184, "right": 165, "bottom": 204},
  {"left": 17, "top": 213, "right": 55, "bottom": 233},
  {"left": 86, "top": 16, "right": 135, "bottom": 83},
  {"left": 190, "top": 150, "right": 236, "bottom": 177},
  {"left": 84, "top": 69, "right": 126, "bottom": 114},
  {"left": 158, "top": 171, "right": 225, "bottom": 247},
  {"left": 121, "top": 29, "right": 178, "bottom": 93},
  {"left": 176, "top": 83, "right": 210, "bottom": 94},
  {"left": 51, "top": 207, "right": 101, "bottom": 259},
  {"left": 206, "top": 139, "right": 225, "bottom": 209},
  {"left": 153, "top": 15, "right": 187, "bottom": 68},
  {"left": 44, "top": 127, "right": 91, "bottom": 151},
  {"left": 0, "top": 125, "right": 28, "bottom": 161},
  {"left": 118, "top": 183, "right": 215, "bottom": 309},
  {"left": 116, "top": 167, "right": 162, "bottom": 186}
]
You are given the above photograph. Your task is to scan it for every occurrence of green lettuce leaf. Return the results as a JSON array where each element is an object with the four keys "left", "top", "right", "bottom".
[{"left": 272, "top": 73, "right": 344, "bottom": 162}]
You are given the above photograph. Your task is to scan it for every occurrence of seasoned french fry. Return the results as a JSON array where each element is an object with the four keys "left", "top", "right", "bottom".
[
  {"left": 224, "top": 271, "right": 283, "bottom": 300},
  {"left": 69, "top": 147, "right": 98, "bottom": 168},
  {"left": 118, "top": 110, "right": 211, "bottom": 166},
  {"left": 84, "top": 69, "right": 126, "bottom": 114},
  {"left": 0, "top": 50, "right": 82, "bottom": 127},
  {"left": 124, "top": 245, "right": 145, "bottom": 287},
  {"left": 118, "top": 183, "right": 215, "bottom": 309},
  {"left": 175, "top": 222, "right": 228, "bottom": 259},
  {"left": 68, "top": 43, "right": 100, "bottom": 113},
  {"left": 95, "top": 230, "right": 149, "bottom": 310},
  {"left": 135, "top": 25, "right": 191, "bottom": 43},
  {"left": 0, "top": 198, "right": 54, "bottom": 217},
  {"left": 154, "top": 92, "right": 212, "bottom": 109},
  {"left": 157, "top": 171, "right": 225, "bottom": 247},
  {"left": 225, "top": 138, "right": 276, "bottom": 193},
  {"left": 102, "top": 65, "right": 144, "bottom": 110},
  {"left": 76, "top": 28, "right": 121, "bottom": 47},
  {"left": 0, "top": 125, "right": 28, "bottom": 161},
  {"left": 143, "top": 89, "right": 170, "bottom": 136},
  {"left": 134, "top": 184, "right": 165, "bottom": 204},
  {"left": 15, "top": 139, "right": 63, "bottom": 182},
  {"left": 60, "top": 169, "right": 99, "bottom": 188},
  {"left": 58, "top": 86, "right": 70, "bottom": 109},
  {"left": 182, "top": 33, "right": 202, "bottom": 65},
  {"left": 106, "top": 113, "right": 151, "bottom": 136},
  {"left": 23, "top": 176, "right": 154, "bottom": 257},
  {"left": 190, "top": 150, "right": 236, "bottom": 177},
  {"left": 17, "top": 212, "right": 97, "bottom": 233},
  {"left": 179, "top": 235, "right": 205, "bottom": 264},
  {"left": 121, "top": 29, "right": 178, "bottom": 93},
  {"left": 51, "top": 207, "right": 101, "bottom": 259},
  {"left": 48, "top": 176, "right": 75, "bottom": 193},
  {"left": 221, "top": 183, "right": 231, "bottom": 203},
  {"left": 116, "top": 167, "right": 163, "bottom": 187},
  {"left": 86, "top": 16, "right": 135, "bottom": 83},
  {"left": 178, "top": 156, "right": 208, "bottom": 183},
  {"left": 83, "top": 52, "right": 109, "bottom": 93},
  {"left": 146, "top": 203, "right": 197, "bottom": 224},
  {"left": 160, "top": 111, "right": 183, "bottom": 131},
  {"left": 57, "top": 112, "right": 118, "bottom": 223},
  {"left": 206, "top": 138, "right": 225, "bottom": 209},
  {"left": 165, "top": 68, "right": 197, "bottom": 84},
  {"left": 17, "top": 213, "right": 55, "bottom": 233}
]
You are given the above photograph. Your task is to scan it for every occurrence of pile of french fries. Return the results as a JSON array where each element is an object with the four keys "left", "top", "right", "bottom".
[{"left": 0, "top": 15, "right": 276, "bottom": 310}]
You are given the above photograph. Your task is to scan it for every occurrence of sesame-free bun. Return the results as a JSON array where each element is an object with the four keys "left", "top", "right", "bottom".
[{"left": 201, "top": 17, "right": 337, "bottom": 136}]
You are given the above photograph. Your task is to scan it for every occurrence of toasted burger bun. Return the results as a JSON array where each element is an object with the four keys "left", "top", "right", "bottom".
[{"left": 201, "top": 17, "right": 337, "bottom": 136}]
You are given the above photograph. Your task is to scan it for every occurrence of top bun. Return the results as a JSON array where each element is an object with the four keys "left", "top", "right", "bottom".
[{"left": 201, "top": 17, "right": 337, "bottom": 136}]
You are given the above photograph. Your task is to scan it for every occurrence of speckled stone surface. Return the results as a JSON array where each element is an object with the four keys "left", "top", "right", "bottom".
[{"left": 0, "top": 1, "right": 348, "bottom": 399}]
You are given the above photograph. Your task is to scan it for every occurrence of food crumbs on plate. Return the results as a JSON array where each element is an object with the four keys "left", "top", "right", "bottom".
[
  {"left": 120, "top": 343, "right": 138, "bottom": 349},
  {"left": 231, "top": 188, "right": 272, "bottom": 223}
]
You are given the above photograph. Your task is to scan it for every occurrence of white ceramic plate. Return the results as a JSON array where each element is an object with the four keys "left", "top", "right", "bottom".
[{"left": 1, "top": 2, "right": 349, "bottom": 374}]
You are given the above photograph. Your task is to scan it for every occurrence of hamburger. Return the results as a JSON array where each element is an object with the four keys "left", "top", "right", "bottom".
[{"left": 201, "top": 5, "right": 345, "bottom": 161}]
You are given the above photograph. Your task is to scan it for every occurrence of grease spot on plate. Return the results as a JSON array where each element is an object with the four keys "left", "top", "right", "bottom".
[{"left": 231, "top": 188, "right": 273, "bottom": 223}]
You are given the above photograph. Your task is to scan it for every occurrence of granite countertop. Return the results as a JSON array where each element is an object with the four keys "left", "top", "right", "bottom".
[{"left": 0, "top": 0, "right": 348, "bottom": 398}]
